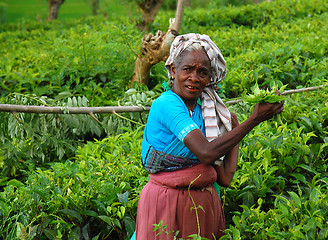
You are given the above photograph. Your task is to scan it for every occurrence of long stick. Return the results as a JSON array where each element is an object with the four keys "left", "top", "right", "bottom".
[
  {"left": 0, "top": 84, "right": 326, "bottom": 114},
  {"left": 0, "top": 105, "right": 150, "bottom": 114},
  {"left": 225, "top": 84, "right": 327, "bottom": 105}
]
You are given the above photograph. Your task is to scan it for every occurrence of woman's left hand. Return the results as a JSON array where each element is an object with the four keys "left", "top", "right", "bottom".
[{"left": 231, "top": 112, "right": 239, "bottom": 129}]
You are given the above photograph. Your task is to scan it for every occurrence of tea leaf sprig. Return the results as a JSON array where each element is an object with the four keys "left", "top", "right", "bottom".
[{"left": 243, "top": 84, "right": 287, "bottom": 104}]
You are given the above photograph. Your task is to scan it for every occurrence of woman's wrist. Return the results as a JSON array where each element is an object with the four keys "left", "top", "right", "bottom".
[{"left": 248, "top": 112, "right": 263, "bottom": 126}]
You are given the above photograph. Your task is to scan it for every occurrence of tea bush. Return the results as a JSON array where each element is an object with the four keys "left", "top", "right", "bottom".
[
  {"left": 0, "top": 129, "right": 147, "bottom": 239},
  {"left": 222, "top": 184, "right": 328, "bottom": 239},
  {"left": 0, "top": 16, "right": 143, "bottom": 105},
  {"left": 0, "top": 0, "right": 328, "bottom": 239},
  {"left": 0, "top": 83, "right": 161, "bottom": 178},
  {"left": 222, "top": 88, "right": 328, "bottom": 239},
  {"left": 155, "top": 0, "right": 328, "bottom": 97}
]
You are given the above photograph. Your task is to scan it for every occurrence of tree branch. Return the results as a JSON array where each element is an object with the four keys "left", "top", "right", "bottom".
[
  {"left": 0, "top": 105, "right": 150, "bottom": 114},
  {"left": 0, "top": 84, "right": 326, "bottom": 114}
]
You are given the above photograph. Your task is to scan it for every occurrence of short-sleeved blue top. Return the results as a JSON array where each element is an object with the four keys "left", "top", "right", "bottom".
[
  {"left": 132, "top": 91, "right": 221, "bottom": 240},
  {"left": 141, "top": 90, "right": 206, "bottom": 163}
]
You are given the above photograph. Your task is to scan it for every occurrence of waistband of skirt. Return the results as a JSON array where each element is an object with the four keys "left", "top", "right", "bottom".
[{"left": 149, "top": 163, "right": 217, "bottom": 189}]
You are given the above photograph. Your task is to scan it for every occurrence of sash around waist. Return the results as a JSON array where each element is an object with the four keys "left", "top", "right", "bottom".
[{"left": 149, "top": 163, "right": 217, "bottom": 189}]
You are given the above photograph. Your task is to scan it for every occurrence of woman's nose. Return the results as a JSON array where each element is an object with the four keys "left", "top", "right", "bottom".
[{"left": 189, "top": 70, "right": 200, "bottom": 82}]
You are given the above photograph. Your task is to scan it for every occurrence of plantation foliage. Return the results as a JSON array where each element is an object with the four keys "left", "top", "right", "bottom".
[{"left": 0, "top": 0, "right": 328, "bottom": 239}]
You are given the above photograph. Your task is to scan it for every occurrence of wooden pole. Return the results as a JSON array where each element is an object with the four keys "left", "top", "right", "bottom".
[
  {"left": 0, "top": 84, "right": 326, "bottom": 114},
  {"left": 0, "top": 105, "right": 150, "bottom": 114}
]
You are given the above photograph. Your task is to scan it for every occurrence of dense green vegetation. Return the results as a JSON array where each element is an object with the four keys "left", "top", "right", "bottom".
[
  {"left": 1, "top": 0, "right": 327, "bottom": 239},
  {"left": 0, "top": 0, "right": 137, "bottom": 23}
]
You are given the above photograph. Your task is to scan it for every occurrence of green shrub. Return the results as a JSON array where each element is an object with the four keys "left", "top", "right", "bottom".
[
  {"left": 0, "top": 129, "right": 147, "bottom": 239},
  {"left": 153, "top": 0, "right": 328, "bottom": 98},
  {"left": 221, "top": 88, "right": 328, "bottom": 239},
  {"left": 1, "top": 0, "right": 328, "bottom": 239},
  {"left": 222, "top": 181, "right": 328, "bottom": 239},
  {"left": 0, "top": 16, "right": 143, "bottom": 105},
  {"left": 0, "top": 83, "right": 161, "bottom": 178}
]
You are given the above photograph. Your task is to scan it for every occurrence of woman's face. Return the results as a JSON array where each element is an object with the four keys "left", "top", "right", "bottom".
[{"left": 170, "top": 49, "right": 211, "bottom": 106}]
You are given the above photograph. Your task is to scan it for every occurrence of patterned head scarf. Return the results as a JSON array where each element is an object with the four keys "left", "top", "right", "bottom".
[{"left": 165, "top": 33, "right": 232, "bottom": 144}]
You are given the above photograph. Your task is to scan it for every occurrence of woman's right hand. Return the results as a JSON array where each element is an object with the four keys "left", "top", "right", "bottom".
[{"left": 251, "top": 100, "right": 284, "bottom": 124}]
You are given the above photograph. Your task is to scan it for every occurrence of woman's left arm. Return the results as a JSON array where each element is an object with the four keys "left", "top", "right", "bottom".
[{"left": 215, "top": 112, "right": 239, "bottom": 187}]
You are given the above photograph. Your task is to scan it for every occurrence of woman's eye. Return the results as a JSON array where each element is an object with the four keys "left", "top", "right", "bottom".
[{"left": 200, "top": 69, "right": 210, "bottom": 77}]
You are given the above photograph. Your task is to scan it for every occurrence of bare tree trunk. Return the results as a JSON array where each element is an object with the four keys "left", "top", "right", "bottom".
[
  {"left": 131, "top": 0, "right": 185, "bottom": 87},
  {"left": 91, "top": 0, "right": 100, "bottom": 15},
  {"left": 136, "top": 0, "right": 165, "bottom": 32},
  {"left": 47, "top": 0, "right": 65, "bottom": 21}
]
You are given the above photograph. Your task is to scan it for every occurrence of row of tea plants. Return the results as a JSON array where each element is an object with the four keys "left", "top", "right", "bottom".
[
  {"left": 1, "top": 0, "right": 327, "bottom": 238},
  {"left": 1, "top": 88, "right": 326, "bottom": 239},
  {"left": 1, "top": 0, "right": 327, "bottom": 101}
]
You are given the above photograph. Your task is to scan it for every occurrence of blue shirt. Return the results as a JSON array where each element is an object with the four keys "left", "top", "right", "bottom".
[
  {"left": 142, "top": 90, "right": 206, "bottom": 163},
  {"left": 132, "top": 91, "right": 221, "bottom": 240}
]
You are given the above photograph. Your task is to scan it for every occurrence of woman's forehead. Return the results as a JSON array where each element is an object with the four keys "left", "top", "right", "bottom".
[{"left": 179, "top": 49, "right": 211, "bottom": 67}]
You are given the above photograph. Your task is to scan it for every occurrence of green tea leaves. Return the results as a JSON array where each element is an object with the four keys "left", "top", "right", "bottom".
[{"left": 243, "top": 83, "right": 286, "bottom": 104}]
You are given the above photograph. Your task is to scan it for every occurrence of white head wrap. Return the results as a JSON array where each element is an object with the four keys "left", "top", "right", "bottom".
[{"left": 165, "top": 33, "right": 232, "bottom": 142}]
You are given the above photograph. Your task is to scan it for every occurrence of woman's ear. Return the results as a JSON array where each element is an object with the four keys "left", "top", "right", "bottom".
[{"left": 170, "top": 64, "right": 176, "bottom": 79}]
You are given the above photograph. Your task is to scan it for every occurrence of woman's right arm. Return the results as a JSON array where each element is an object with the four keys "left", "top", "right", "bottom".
[{"left": 184, "top": 100, "right": 284, "bottom": 165}]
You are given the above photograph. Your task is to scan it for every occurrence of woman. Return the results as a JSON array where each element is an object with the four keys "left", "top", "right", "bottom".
[{"left": 133, "top": 33, "right": 284, "bottom": 239}]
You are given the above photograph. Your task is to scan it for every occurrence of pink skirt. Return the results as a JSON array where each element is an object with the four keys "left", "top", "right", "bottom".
[{"left": 135, "top": 163, "right": 225, "bottom": 240}]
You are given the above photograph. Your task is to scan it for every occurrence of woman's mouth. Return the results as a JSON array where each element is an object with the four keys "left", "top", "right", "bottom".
[{"left": 186, "top": 85, "right": 198, "bottom": 91}]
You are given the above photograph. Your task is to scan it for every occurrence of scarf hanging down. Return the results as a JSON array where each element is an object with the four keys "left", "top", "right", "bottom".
[{"left": 165, "top": 33, "right": 232, "bottom": 148}]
